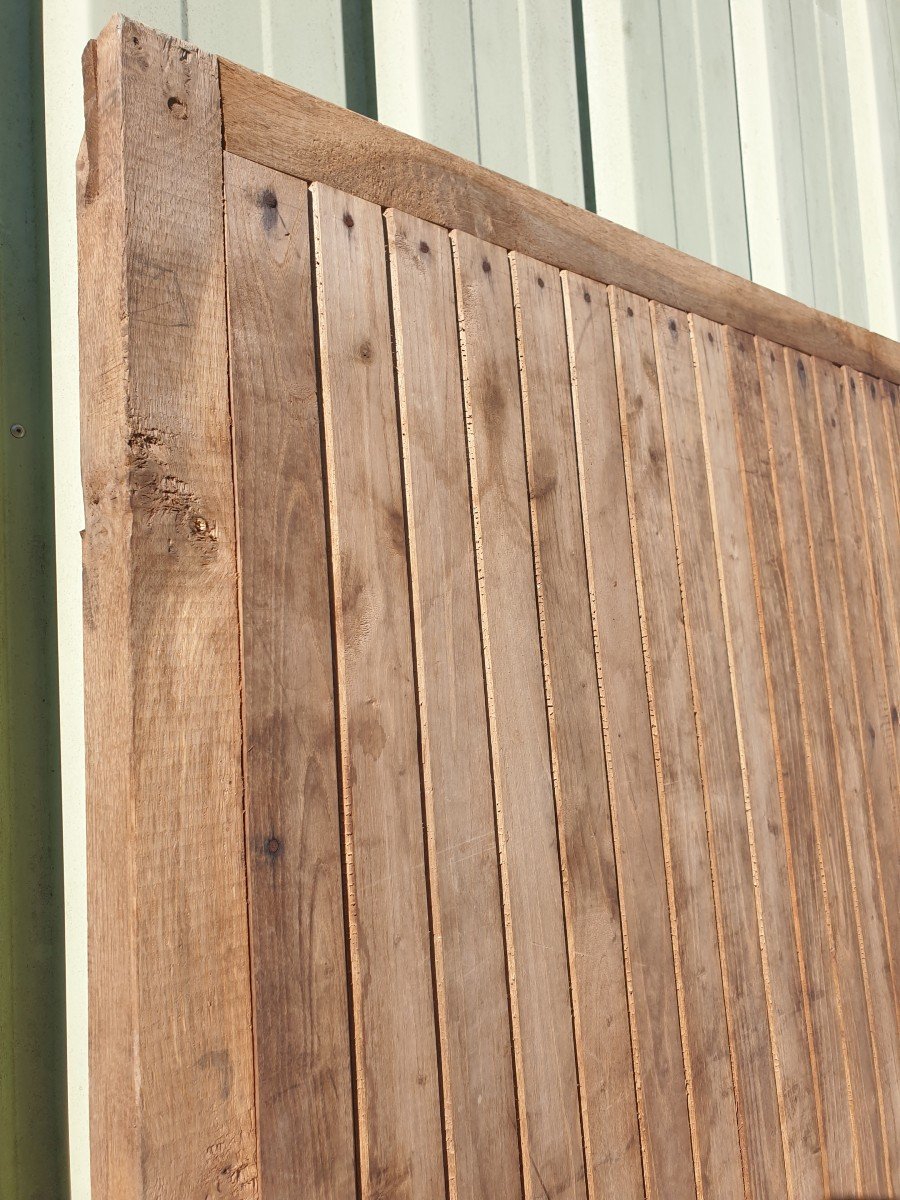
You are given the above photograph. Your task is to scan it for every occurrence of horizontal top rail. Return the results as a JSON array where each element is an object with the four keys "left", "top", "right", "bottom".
[{"left": 219, "top": 56, "right": 900, "bottom": 385}]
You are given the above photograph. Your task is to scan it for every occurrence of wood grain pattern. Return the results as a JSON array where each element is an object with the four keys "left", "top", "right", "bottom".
[
  {"left": 79, "top": 17, "right": 258, "bottom": 1198},
  {"left": 758, "top": 340, "right": 888, "bottom": 1194},
  {"left": 815, "top": 362, "right": 900, "bottom": 1006},
  {"left": 725, "top": 326, "right": 858, "bottom": 1197},
  {"left": 862, "top": 375, "right": 900, "bottom": 654},
  {"left": 652, "top": 302, "right": 788, "bottom": 1199},
  {"left": 788, "top": 351, "right": 900, "bottom": 1193},
  {"left": 693, "top": 315, "right": 825, "bottom": 1199},
  {"left": 610, "top": 287, "right": 743, "bottom": 1200},
  {"left": 452, "top": 229, "right": 587, "bottom": 1200},
  {"left": 511, "top": 252, "right": 643, "bottom": 1199},
  {"left": 223, "top": 154, "right": 356, "bottom": 1198},
  {"left": 386, "top": 208, "right": 522, "bottom": 1200},
  {"left": 81, "top": 23, "right": 900, "bottom": 1197},
  {"left": 219, "top": 57, "right": 900, "bottom": 384},
  {"left": 845, "top": 371, "right": 900, "bottom": 768},
  {"left": 312, "top": 181, "right": 447, "bottom": 1199},
  {"left": 562, "top": 272, "right": 696, "bottom": 1200}
]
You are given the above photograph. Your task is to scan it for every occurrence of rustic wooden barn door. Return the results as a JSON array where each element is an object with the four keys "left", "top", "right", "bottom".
[{"left": 79, "top": 16, "right": 900, "bottom": 1200}]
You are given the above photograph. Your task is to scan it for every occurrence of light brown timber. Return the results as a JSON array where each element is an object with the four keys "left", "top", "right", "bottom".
[
  {"left": 312, "top": 182, "right": 447, "bottom": 1199},
  {"left": 692, "top": 314, "right": 825, "bottom": 1198},
  {"left": 814, "top": 363, "right": 900, "bottom": 994},
  {"left": 788, "top": 351, "right": 900, "bottom": 1192},
  {"left": 758, "top": 341, "right": 888, "bottom": 1194},
  {"left": 219, "top": 56, "right": 900, "bottom": 384},
  {"left": 562, "top": 272, "right": 696, "bottom": 1199},
  {"left": 223, "top": 155, "right": 356, "bottom": 1198},
  {"left": 386, "top": 208, "right": 522, "bottom": 1200},
  {"left": 511, "top": 252, "right": 643, "bottom": 1199},
  {"left": 452, "top": 229, "right": 587, "bottom": 1200},
  {"left": 79, "top": 16, "right": 258, "bottom": 1198},
  {"left": 610, "top": 287, "right": 743, "bottom": 1199},
  {"left": 725, "top": 327, "right": 858, "bottom": 1196},
  {"left": 652, "top": 302, "right": 789, "bottom": 1199}
]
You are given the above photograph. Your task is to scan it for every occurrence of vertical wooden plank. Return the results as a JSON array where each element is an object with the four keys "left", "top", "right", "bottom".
[
  {"left": 815, "top": 362, "right": 900, "bottom": 988},
  {"left": 223, "top": 155, "right": 356, "bottom": 1199},
  {"left": 756, "top": 340, "right": 889, "bottom": 1195},
  {"left": 452, "top": 229, "right": 587, "bottom": 1200},
  {"left": 858, "top": 373, "right": 900, "bottom": 669},
  {"left": 311, "top": 182, "right": 447, "bottom": 1200},
  {"left": 78, "top": 17, "right": 258, "bottom": 1198},
  {"left": 651, "top": 301, "right": 789, "bottom": 1199},
  {"left": 724, "top": 327, "right": 857, "bottom": 1196},
  {"left": 693, "top": 315, "right": 825, "bottom": 1199},
  {"left": 385, "top": 209, "right": 522, "bottom": 1200},
  {"left": 881, "top": 380, "right": 900, "bottom": 532},
  {"left": 562, "top": 271, "right": 695, "bottom": 1200},
  {"left": 511, "top": 253, "right": 643, "bottom": 1199},
  {"left": 787, "top": 350, "right": 900, "bottom": 1191},
  {"left": 609, "top": 287, "right": 743, "bottom": 1200},
  {"left": 845, "top": 371, "right": 900, "bottom": 761}
]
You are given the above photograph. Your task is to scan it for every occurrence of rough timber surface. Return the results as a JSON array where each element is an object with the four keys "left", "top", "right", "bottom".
[{"left": 80, "top": 15, "right": 900, "bottom": 1199}]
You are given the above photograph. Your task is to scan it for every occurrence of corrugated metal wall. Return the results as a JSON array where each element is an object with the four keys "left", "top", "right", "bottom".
[{"left": 41, "top": 1, "right": 899, "bottom": 1194}]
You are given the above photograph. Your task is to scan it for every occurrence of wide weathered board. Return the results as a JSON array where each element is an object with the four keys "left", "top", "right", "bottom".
[{"left": 79, "top": 16, "right": 900, "bottom": 1199}]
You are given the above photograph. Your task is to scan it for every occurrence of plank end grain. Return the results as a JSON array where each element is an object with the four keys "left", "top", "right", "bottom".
[{"left": 79, "top": 17, "right": 258, "bottom": 1199}]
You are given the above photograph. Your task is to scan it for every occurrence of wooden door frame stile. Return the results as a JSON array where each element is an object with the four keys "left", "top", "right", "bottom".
[{"left": 78, "top": 17, "right": 258, "bottom": 1197}]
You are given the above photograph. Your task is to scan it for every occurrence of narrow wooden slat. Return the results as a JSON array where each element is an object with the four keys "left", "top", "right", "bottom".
[
  {"left": 787, "top": 350, "right": 900, "bottom": 1192},
  {"left": 451, "top": 229, "right": 587, "bottom": 1200},
  {"left": 510, "top": 252, "right": 643, "bottom": 1198},
  {"left": 845, "top": 371, "right": 900, "bottom": 761},
  {"left": 385, "top": 208, "right": 522, "bottom": 1200},
  {"left": 693, "top": 315, "right": 825, "bottom": 1198},
  {"left": 609, "top": 287, "right": 743, "bottom": 1199},
  {"left": 858, "top": 373, "right": 900, "bottom": 681},
  {"left": 725, "top": 326, "right": 857, "bottom": 1195},
  {"left": 757, "top": 340, "right": 889, "bottom": 1194},
  {"left": 311, "top": 182, "right": 446, "bottom": 1199},
  {"left": 79, "top": 18, "right": 258, "bottom": 1197},
  {"left": 561, "top": 272, "right": 696, "bottom": 1199},
  {"left": 223, "top": 155, "right": 356, "bottom": 1198},
  {"left": 651, "top": 302, "right": 789, "bottom": 1198},
  {"left": 881, "top": 380, "right": 900, "bottom": 532},
  {"left": 815, "top": 363, "right": 900, "bottom": 983},
  {"left": 218, "top": 56, "right": 900, "bottom": 384},
  {"left": 868, "top": 386, "right": 900, "bottom": 653}
]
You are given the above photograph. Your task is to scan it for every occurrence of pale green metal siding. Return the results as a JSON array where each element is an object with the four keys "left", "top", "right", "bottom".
[
  {"left": 0, "top": 2, "right": 67, "bottom": 1196},
  {"left": 24, "top": 0, "right": 900, "bottom": 1195}
]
